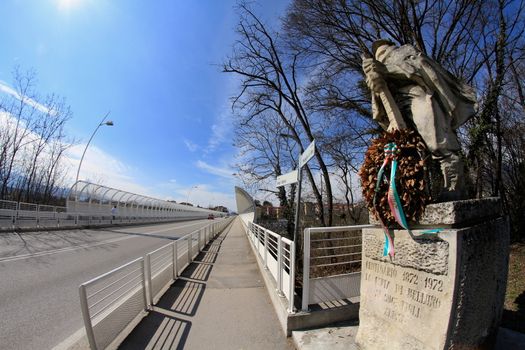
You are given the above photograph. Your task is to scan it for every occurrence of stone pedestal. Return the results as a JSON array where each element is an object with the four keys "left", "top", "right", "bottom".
[{"left": 356, "top": 198, "right": 510, "bottom": 350}]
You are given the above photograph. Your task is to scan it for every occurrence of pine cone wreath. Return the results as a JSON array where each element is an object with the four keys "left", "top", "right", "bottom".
[{"left": 359, "top": 129, "right": 430, "bottom": 227}]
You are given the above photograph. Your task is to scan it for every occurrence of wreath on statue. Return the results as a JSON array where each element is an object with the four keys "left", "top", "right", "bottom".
[{"left": 359, "top": 129, "right": 431, "bottom": 227}]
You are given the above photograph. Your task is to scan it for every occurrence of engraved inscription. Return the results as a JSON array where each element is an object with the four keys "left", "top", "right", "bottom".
[
  {"left": 384, "top": 306, "right": 404, "bottom": 322},
  {"left": 407, "top": 288, "right": 441, "bottom": 309},
  {"left": 374, "top": 276, "right": 390, "bottom": 289},
  {"left": 363, "top": 259, "right": 447, "bottom": 327},
  {"left": 402, "top": 271, "right": 419, "bottom": 285},
  {"left": 366, "top": 260, "right": 398, "bottom": 277},
  {"left": 400, "top": 300, "right": 421, "bottom": 318},
  {"left": 424, "top": 276, "right": 444, "bottom": 292}
]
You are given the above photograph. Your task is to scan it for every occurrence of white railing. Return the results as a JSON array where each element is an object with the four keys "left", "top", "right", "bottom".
[
  {"left": 301, "top": 224, "right": 375, "bottom": 312},
  {"left": 79, "top": 258, "right": 147, "bottom": 350},
  {"left": 242, "top": 220, "right": 295, "bottom": 313},
  {"left": 79, "top": 217, "right": 234, "bottom": 350},
  {"left": 0, "top": 199, "right": 224, "bottom": 230}
]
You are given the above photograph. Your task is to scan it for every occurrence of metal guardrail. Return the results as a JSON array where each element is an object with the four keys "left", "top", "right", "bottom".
[
  {"left": 301, "top": 224, "right": 375, "bottom": 312},
  {"left": 79, "top": 258, "right": 147, "bottom": 350},
  {"left": 79, "top": 217, "right": 234, "bottom": 350},
  {"left": 0, "top": 199, "right": 225, "bottom": 230},
  {"left": 241, "top": 220, "right": 296, "bottom": 313}
]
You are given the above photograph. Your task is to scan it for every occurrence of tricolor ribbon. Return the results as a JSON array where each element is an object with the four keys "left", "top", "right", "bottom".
[{"left": 373, "top": 142, "right": 413, "bottom": 257}]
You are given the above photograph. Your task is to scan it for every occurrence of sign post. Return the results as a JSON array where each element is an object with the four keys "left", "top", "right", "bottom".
[
  {"left": 276, "top": 140, "right": 316, "bottom": 240},
  {"left": 275, "top": 139, "right": 316, "bottom": 312}
]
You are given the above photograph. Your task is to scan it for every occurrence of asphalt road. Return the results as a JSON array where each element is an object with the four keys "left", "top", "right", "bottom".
[{"left": 0, "top": 219, "right": 217, "bottom": 350}]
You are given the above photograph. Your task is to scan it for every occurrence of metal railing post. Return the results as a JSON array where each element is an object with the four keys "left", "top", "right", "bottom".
[
  {"left": 264, "top": 229, "right": 268, "bottom": 269},
  {"left": 36, "top": 204, "right": 40, "bottom": 228},
  {"left": 141, "top": 259, "right": 148, "bottom": 310},
  {"left": 256, "top": 226, "right": 260, "bottom": 252},
  {"left": 187, "top": 236, "right": 192, "bottom": 265},
  {"left": 173, "top": 241, "right": 178, "bottom": 278},
  {"left": 145, "top": 254, "right": 153, "bottom": 307},
  {"left": 79, "top": 285, "right": 98, "bottom": 350},
  {"left": 276, "top": 238, "right": 284, "bottom": 297},
  {"left": 11, "top": 203, "right": 15, "bottom": 228},
  {"left": 15, "top": 202, "right": 20, "bottom": 227},
  {"left": 301, "top": 228, "right": 311, "bottom": 312},
  {"left": 288, "top": 240, "right": 296, "bottom": 314}
]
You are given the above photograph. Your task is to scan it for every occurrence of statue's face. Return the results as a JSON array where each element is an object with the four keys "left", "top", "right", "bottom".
[{"left": 386, "top": 45, "right": 422, "bottom": 77}]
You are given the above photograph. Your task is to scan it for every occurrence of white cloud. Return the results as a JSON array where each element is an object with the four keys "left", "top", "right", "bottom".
[
  {"left": 205, "top": 107, "right": 233, "bottom": 153},
  {"left": 0, "top": 80, "right": 57, "bottom": 116},
  {"left": 0, "top": 110, "right": 151, "bottom": 197},
  {"left": 196, "top": 160, "right": 234, "bottom": 179},
  {"left": 153, "top": 181, "right": 236, "bottom": 212},
  {"left": 65, "top": 147, "right": 236, "bottom": 211},
  {"left": 183, "top": 138, "right": 198, "bottom": 152},
  {"left": 0, "top": 99, "right": 238, "bottom": 211},
  {"left": 63, "top": 144, "right": 154, "bottom": 195}
]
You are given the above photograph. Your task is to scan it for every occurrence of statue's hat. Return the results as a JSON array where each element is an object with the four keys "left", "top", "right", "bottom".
[{"left": 372, "top": 39, "right": 395, "bottom": 62}]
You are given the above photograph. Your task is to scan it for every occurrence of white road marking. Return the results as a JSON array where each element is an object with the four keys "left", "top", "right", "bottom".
[{"left": 0, "top": 220, "right": 208, "bottom": 263}]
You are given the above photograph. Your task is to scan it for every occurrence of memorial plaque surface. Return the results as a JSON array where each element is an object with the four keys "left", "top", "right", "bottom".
[
  {"left": 356, "top": 199, "right": 509, "bottom": 350},
  {"left": 358, "top": 228, "right": 455, "bottom": 350}
]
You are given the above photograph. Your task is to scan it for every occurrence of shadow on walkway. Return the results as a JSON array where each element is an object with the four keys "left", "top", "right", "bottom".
[{"left": 118, "top": 230, "right": 229, "bottom": 350}]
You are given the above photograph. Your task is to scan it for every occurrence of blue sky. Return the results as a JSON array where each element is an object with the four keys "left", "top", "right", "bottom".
[{"left": 0, "top": 0, "right": 290, "bottom": 211}]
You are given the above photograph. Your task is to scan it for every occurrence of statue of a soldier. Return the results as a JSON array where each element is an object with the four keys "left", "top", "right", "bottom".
[{"left": 362, "top": 39, "right": 477, "bottom": 201}]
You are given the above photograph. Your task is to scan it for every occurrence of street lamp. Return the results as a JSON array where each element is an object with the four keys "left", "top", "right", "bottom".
[
  {"left": 75, "top": 112, "right": 114, "bottom": 185},
  {"left": 186, "top": 185, "right": 198, "bottom": 204}
]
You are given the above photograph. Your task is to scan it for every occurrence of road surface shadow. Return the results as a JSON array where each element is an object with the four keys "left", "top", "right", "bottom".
[
  {"left": 118, "top": 229, "right": 229, "bottom": 350},
  {"left": 104, "top": 229, "right": 182, "bottom": 241}
]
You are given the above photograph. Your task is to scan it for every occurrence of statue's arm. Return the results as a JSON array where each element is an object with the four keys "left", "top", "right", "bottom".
[{"left": 362, "top": 58, "right": 407, "bottom": 131}]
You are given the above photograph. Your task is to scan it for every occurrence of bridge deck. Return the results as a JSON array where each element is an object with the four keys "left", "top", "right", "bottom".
[{"left": 119, "top": 217, "right": 294, "bottom": 349}]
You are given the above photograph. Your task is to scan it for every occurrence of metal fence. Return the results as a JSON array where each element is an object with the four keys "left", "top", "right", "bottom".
[
  {"left": 79, "top": 217, "right": 234, "bottom": 350},
  {"left": 301, "top": 224, "right": 375, "bottom": 312},
  {"left": 0, "top": 199, "right": 221, "bottom": 230},
  {"left": 79, "top": 258, "right": 147, "bottom": 350},
  {"left": 242, "top": 220, "right": 295, "bottom": 313}
]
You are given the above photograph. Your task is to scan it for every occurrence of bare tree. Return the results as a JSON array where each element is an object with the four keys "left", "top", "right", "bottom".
[
  {"left": 234, "top": 108, "right": 299, "bottom": 234},
  {"left": 224, "top": 3, "right": 334, "bottom": 226},
  {"left": 0, "top": 67, "right": 73, "bottom": 204}
]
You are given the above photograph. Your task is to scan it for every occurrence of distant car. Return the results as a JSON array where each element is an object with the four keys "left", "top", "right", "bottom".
[{"left": 208, "top": 214, "right": 215, "bottom": 220}]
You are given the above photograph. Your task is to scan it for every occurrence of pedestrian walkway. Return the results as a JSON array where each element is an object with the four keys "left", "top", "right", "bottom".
[{"left": 119, "top": 218, "right": 294, "bottom": 350}]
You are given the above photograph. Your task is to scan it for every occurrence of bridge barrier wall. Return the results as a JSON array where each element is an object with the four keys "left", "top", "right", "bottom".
[
  {"left": 240, "top": 214, "right": 378, "bottom": 334},
  {"left": 241, "top": 220, "right": 295, "bottom": 312},
  {"left": 79, "top": 217, "right": 234, "bottom": 350},
  {"left": 0, "top": 199, "right": 225, "bottom": 231}
]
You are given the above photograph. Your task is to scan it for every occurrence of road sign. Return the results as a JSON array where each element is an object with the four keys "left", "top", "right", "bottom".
[
  {"left": 276, "top": 169, "right": 298, "bottom": 187},
  {"left": 299, "top": 140, "right": 316, "bottom": 167}
]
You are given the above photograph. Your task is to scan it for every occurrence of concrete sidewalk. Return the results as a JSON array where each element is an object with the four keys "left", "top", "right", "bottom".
[{"left": 119, "top": 218, "right": 294, "bottom": 350}]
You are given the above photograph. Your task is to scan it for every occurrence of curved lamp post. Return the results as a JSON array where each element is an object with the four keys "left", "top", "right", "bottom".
[
  {"left": 75, "top": 112, "right": 114, "bottom": 185},
  {"left": 186, "top": 185, "right": 199, "bottom": 204}
]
